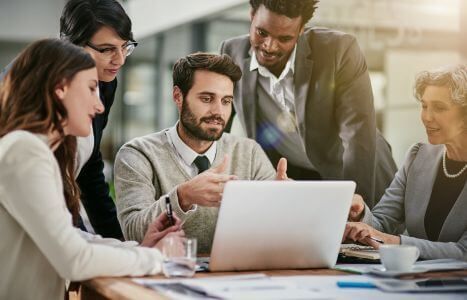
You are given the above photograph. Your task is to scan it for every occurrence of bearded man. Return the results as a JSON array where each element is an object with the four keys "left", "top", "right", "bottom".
[{"left": 114, "top": 53, "right": 287, "bottom": 253}]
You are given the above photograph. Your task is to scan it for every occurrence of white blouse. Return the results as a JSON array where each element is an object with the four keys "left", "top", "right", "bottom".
[{"left": 0, "top": 131, "right": 163, "bottom": 300}]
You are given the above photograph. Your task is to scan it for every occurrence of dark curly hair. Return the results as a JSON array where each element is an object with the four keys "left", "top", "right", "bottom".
[{"left": 250, "top": 0, "right": 319, "bottom": 25}]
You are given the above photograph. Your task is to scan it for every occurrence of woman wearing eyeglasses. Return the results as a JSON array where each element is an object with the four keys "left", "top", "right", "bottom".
[
  {"left": 0, "top": 0, "right": 140, "bottom": 239},
  {"left": 54, "top": 0, "right": 138, "bottom": 239},
  {"left": 0, "top": 0, "right": 137, "bottom": 239}
]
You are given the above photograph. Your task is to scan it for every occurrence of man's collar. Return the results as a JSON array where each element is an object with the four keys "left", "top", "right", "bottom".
[
  {"left": 249, "top": 44, "right": 297, "bottom": 80},
  {"left": 168, "top": 123, "right": 217, "bottom": 166}
]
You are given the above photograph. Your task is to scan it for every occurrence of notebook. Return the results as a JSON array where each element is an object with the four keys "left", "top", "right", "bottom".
[{"left": 340, "top": 244, "right": 380, "bottom": 260}]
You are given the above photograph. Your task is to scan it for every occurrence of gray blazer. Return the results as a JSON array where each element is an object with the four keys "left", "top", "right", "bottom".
[
  {"left": 220, "top": 27, "right": 396, "bottom": 207},
  {"left": 362, "top": 143, "right": 467, "bottom": 261}
]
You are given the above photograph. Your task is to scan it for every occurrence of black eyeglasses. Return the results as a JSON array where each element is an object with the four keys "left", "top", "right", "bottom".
[{"left": 86, "top": 41, "right": 138, "bottom": 58}]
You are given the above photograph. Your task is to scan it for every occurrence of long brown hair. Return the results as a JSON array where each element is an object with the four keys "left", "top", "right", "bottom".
[{"left": 0, "top": 38, "right": 96, "bottom": 224}]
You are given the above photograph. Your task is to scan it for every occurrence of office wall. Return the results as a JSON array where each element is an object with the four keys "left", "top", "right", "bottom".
[
  {"left": 127, "top": 0, "right": 247, "bottom": 39},
  {"left": 0, "top": 0, "right": 64, "bottom": 79},
  {"left": 0, "top": 0, "right": 63, "bottom": 42},
  {"left": 384, "top": 50, "right": 462, "bottom": 166},
  {"left": 114, "top": 25, "right": 193, "bottom": 145},
  {"left": 0, "top": 41, "right": 28, "bottom": 72}
]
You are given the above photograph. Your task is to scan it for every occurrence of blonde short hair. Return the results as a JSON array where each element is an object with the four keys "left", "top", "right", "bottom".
[{"left": 414, "top": 64, "right": 467, "bottom": 125}]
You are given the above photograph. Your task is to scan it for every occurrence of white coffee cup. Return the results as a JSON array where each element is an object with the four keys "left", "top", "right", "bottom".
[{"left": 379, "top": 245, "right": 420, "bottom": 272}]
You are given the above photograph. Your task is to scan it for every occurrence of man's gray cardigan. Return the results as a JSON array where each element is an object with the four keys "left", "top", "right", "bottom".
[{"left": 114, "top": 130, "right": 276, "bottom": 253}]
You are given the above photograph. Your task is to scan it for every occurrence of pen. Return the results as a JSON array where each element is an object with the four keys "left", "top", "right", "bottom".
[
  {"left": 369, "top": 236, "right": 384, "bottom": 244},
  {"left": 337, "top": 281, "right": 376, "bottom": 289},
  {"left": 165, "top": 196, "right": 175, "bottom": 226},
  {"left": 333, "top": 266, "right": 362, "bottom": 275}
]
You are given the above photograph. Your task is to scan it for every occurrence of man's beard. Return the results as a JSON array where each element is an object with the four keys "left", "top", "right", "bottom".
[{"left": 180, "top": 100, "right": 226, "bottom": 141}]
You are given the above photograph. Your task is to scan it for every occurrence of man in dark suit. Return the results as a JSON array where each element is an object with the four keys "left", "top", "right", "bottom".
[
  {"left": 1, "top": 0, "right": 136, "bottom": 238},
  {"left": 220, "top": 0, "right": 397, "bottom": 207}
]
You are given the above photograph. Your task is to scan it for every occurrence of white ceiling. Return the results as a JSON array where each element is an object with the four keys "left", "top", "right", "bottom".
[
  {"left": 214, "top": 0, "right": 461, "bottom": 32},
  {"left": 0, "top": 0, "right": 65, "bottom": 42},
  {"left": 0, "top": 0, "right": 461, "bottom": 42},
  {"left": 126, "top": 0, "right": 248, "bottom": 40}
]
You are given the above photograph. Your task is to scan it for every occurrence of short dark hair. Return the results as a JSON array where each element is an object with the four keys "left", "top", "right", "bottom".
[
  {"left": 250, "top": 0, "right": 319, "bottom": 25},
  {"left": 60, "top": 0, "right": 134, "bottom": 46},
  {"left": 173, "top": 53, "right": 242, "bottom": 97}
]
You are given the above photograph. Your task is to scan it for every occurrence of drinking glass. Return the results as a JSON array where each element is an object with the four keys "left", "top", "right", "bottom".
[{"left": 162, "top": 237, "right": 197, "bottom": 278}]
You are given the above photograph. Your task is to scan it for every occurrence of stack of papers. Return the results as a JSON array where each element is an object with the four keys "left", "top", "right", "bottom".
[
  {"left": 135, "top": 274, "right": 467, "bottom": 300},
  {"left": 340, "top": 244, "right": 380, "bottom": 260},
  {"left": 335, "top": 259, "right": 467, "bottom": 277},
  {"left": 183, "top": 277, "right": 323, "bottom": 299},
  {"left": 135, "top": 274, "right": 326, "bottom": 299}
]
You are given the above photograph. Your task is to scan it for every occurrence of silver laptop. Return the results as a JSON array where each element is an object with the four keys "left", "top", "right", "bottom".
[{"left": 209, "top": 180, "right": 355, "bottom": 271}]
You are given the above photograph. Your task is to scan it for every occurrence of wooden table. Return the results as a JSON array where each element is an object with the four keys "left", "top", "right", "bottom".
[
  {"left": 80, "top": 268, "right": 346, "bottom": 300},
  {"left": 80, "top": 268, "right": 467, "bottom": 300}
]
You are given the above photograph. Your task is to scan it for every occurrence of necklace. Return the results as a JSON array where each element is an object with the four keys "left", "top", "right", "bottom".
[{"left": 442, "top": 149, "right": 467, "bottom": 178}]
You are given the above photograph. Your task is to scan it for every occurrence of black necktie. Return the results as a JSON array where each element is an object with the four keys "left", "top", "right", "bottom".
[{"left": 193, "top": 155, "right": 210, "bottom": 174}]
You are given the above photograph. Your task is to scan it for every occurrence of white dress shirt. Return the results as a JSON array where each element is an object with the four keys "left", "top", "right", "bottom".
[
  {"left": 75, "top": 85, "right": 99, "bottom": 176},
  {"left": 74, "top": 126, "right": 95, "bottom": 233},
  {"left": 250, "top": 45, "right": 297, "bottom": 112},
  {"left": 250, "top": 46, "right": 316, "bottom": 169},
  {"left": 74, "top": 127, "right": 94, "bottom": 177},
  {"left": 165, "top": 123, "right": 217, "bottom": 178}
]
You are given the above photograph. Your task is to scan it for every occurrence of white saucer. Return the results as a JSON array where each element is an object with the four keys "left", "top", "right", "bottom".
[{"left": 368, "top": 265, "right": 429, "bottom": 277}]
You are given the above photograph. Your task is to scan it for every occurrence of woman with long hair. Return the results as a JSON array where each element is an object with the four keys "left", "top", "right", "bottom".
[
  {"left": 0, "top": 38, "right": 181, "bottom": 300},
  {"left": 0, "top": 0, "right": 142, "bottom": 239}
]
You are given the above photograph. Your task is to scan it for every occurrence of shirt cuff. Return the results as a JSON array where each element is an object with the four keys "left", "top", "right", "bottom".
[
  {"left": 361, "top": 205, "right": 373, "bottom": 224},
  {"left": 166, "top": 188, "right": 197, "bottom": 220},
  {"left": 399, "top": 234, "right": 411, "bottom": 245},
  {"left": 77, "top": 228, "right": 139, "bottom": 247}
]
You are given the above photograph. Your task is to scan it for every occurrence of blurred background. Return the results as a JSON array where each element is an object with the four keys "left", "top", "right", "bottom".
[{"left": 0, "top": 0, "right": 466, "bottom": 175}]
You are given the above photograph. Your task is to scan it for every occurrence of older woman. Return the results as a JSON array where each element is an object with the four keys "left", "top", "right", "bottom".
[{"left": 345, "top": 64, "right": 467, "bottom": 261}]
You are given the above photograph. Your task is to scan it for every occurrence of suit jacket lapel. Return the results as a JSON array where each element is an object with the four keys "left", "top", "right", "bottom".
[
  {"left": 240, "top": 52, "right": 258, "bottom": 139},
  {"left": 439, "top": 178, "right": 467, "bottom": 241},
  {"left": 293, "top": 33, "right": 314, "bottom": 138}
]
